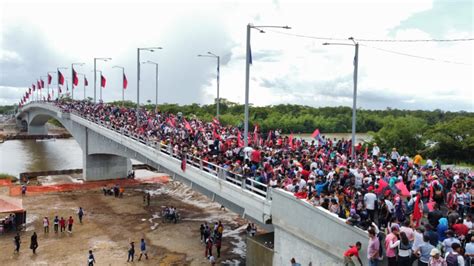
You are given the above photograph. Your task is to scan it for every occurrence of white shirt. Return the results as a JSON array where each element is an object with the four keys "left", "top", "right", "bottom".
[
  {"left": 364, "top": 192, "right": 377, "bottom": 210},
  {"left": 372, "top": 146, "right": 380, "bottom": 156}
]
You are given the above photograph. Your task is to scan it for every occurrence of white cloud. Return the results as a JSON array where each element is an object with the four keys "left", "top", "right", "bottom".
[{"left": 1, "top": 0, "right": 472, "bottom": 111}]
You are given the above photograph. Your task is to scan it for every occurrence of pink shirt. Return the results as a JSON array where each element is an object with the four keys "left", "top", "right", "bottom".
[
  {"left": 385, "top": 233, "right": 398, "bottom": 258},
  {"left": 367, "top": 236, "right": 380, "bottom": 259}
]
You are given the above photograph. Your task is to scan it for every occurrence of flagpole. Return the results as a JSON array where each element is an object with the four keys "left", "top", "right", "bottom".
[
  {"left": 244, "top": 23, "right": 251, "bottom": 147},
  {"left": 47, "top": 71, "right": 54, "bottom": 101},
  {"left": 122, "top": 68, "right": 125, "bottom": 106}
]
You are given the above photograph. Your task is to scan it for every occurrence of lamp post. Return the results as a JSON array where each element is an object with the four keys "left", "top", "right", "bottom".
[
  {"left": 243, "top": 24, "right": 291, "bottom": 147},
  {"left": 113, "top": 66, "right": 126, "bottom": 106},
  {"left": 93, "top": 57, "right": 111, "bottom": 103},
  {"left": 136, "top": 47, "right": 162, "bottom": 127},
  {"left": 198, "top": 52, "right": 220, "bottom": 118},
  {"left": 142, "top": 61, "right": 159, "bottom": 113},
  {"left": 57, "top": 67, "right": 68, "bottom": 100},
  {"left": 71, "top": 63, "right": 85, "bottom": 101},
  {"left": 323, "top": 37, "right": 359, "bottom": 159}
]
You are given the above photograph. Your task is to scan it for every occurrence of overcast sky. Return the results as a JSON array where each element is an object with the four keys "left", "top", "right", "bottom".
[{"left": 1, "top": 0, "right": 472, "bottom": 111}]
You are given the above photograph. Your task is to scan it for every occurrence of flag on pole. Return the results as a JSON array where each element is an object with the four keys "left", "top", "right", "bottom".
[
  {"left": 72, "top": 68, "right": 79, "bottom": 87},
  {"left": 40, "top": 79, "right": 45, "bottom": 88},
  {"left": 101, "top": 74, "right": 106, "bottom": 88},
  {"left": 123, "top": 73, "right": 128, "bottom": 89},
  {"left": 48, "top": 74, "right": 52, "bottom": 85},
  {"left": 37, "top": 80, "right": 41, "bottom": 90},
  {"left": 84, "top": 76, "right": 89, "bottom": 86},
  {"left": 32, "top": 84, "right": 36, "bottom": 91},
  {"left": 58, "top": 71, "right": 65, "bottom": 85}
]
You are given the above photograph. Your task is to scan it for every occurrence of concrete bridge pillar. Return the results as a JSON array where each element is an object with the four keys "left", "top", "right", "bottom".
[
  {"left": 83, "top": 153, "right": 131, "bottom": 181},
  {"left": 27, "top": 124, "right": 48, "bottom": 135}
]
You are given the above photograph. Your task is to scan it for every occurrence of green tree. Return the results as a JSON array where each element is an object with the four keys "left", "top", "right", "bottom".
[
  {"left": 370, "top": 116, "right": 427, "bottom": 156},
  {"left": 425, "top": 117, "right": 474, "bottom": 163}
]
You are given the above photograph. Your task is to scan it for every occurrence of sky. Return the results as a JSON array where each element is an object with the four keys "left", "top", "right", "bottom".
[{"left": 0, "top": 0, "right": 473, "bottom": 111}]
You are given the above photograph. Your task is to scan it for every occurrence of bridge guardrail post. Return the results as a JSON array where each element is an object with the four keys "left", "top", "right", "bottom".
[{"left": 199, "top": 159, "right": 203, "bottom": 170}]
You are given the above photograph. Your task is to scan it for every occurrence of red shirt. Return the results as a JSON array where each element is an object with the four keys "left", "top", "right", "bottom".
[
  {"left": 344, "top": 246, "right": 359, "bottom": 258},
  {"left": 294, "top": 191, "right": 308, "bottom": 199},
  {"left": 68, "top": 218, "right": 74, "bottom": 225},
  {"left": 250, "top": 150, "right": 261, "bottom": 163},
  {"left": 59, "top": 219, "right": 65, "bottom": 227},
  {"left": 452, "top": 223, "right": 469, "bottom": 236}
]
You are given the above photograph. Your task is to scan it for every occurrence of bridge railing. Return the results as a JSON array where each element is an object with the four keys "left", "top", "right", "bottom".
[{"left": 64, "top": 108, "right": 269, "bottom": 200}]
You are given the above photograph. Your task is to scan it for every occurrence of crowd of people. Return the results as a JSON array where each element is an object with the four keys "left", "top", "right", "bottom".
[
  {"left": 199, "top": 221, "right": 224, "bottom": 263},
  {"left": 53, "top": 99, "right": 474, "bottom": 265}
]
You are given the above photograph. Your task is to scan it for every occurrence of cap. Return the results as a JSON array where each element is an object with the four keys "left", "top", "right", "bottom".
[{"left": 430, "top": 248, "right": 440, "bottom": 256}]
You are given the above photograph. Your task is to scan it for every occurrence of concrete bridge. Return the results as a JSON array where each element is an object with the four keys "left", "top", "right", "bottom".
[{"left": 17, "top": 102, "right": 368, "bottom": 266}]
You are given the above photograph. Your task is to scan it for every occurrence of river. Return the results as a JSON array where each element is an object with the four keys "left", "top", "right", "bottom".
[
  {"left": 1, "top": 132, "right": 371, "bottom": 177},
  {"left": 0, "top": 139, "right": 82, "bottom": 177}
]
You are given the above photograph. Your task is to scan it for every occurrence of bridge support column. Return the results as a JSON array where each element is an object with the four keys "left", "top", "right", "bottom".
[
  {"left": 27, "top": 124, "right": 48, "bottom": 135},
  {"left": 83, "top": 154, "right": 131, "bottom": 181}
]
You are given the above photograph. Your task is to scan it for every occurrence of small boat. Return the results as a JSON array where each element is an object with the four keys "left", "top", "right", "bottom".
[{"left": 36, "top": 138, "right": 56, "bottom": 142}]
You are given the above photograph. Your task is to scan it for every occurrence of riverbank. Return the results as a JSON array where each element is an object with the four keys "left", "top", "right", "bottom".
[
  {"left": 0, "top": 119, "right": 70, "bottom": 141},
  {"left": 0, "top": 173, "right": 249, "bottom": 265}
]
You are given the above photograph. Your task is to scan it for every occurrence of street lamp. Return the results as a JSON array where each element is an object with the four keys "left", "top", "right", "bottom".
[
  {"left": 93, "top": 57, "right": 111, "bottom": 103},
  {"left": 71, "top": 62, "right": 85, "bottom": 101},
  {"left": 198, "top": 51, "right": 220, "bottom": 118},
  {"left": 113, "top": 66, "right": 126, "bottom": 106},
  {"left": 136, "top": 47, "right": 162, "bottom": 127},
  {"left": 57, "top": 67, "right": 68, "bottom": 100},
  {"left": 244, "top": 24, "right": 291, "bottom": 147},
  {"left": 323, "top": 37, "right": 359, "bottom": 159},
  {"left": 142, "top": 61, "right": 159, "bottom": 113}
]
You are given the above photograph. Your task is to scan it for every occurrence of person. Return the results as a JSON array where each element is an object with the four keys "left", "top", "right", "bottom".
[
  {"left": 441, "top": 230, "right": 461, "bottom": 255},
  {"left": 429, "top": 248, "right": 447, "bottom": 266},
  {"left": 67, "top": 216, "right": 74, "bottom": 233},
  {"left": 393, "top": 231, "right": 412, "bottom": 266},
  {"left": 21, "top": 185, "right": 27, "bottom": 196},
  {"left": 291, "top": 257, "right": 302, "bottom": 266},
  {"left": 205, "top": 237, "right": 213, "bottom": 258},
  {"left": 147, "top": 192, "right": 151, "bottom": 206},
  {"left": 343, "top": 242, "right": 363, "bottom": 266},
  {"left": 465, "top": 236, "right": 474, "bottom": 265},
  {"left": 127, "top": 241, "right": 135, "bottom": 262},
  {"left": 209, "top": 255, "right": 216, "bottom": 266},
  {"left": 59, "top": 217, "right": 66, "bottom": 232},
  {"left": 215, "top": 236, "right": 222, "bottom": 258},
  {"left": 444, "top": 242, "right": 464, "bottom": 266},
  {"left": 416, "top": 234, "right": 435, "bottom": 266},
  {"left": 367, "top": 229, "right": 380, "bottom": 266},
  {"left": 364, "top": 189, "right": 377, "bottom": 222},
  {"left": 385, "top": 225, "right": 400, "bottom": 266},
  {"left": 138, "top": 238, "right": 148, "bottom": 261},
  {"left": 30, "top": 232, "right": 38, "bottom": 254},
  {"left": 43, "top": 217, "right": 49, "bottom": 233},
  {"left": 78, "top": 207, "right": 84, "bottom": 224},
  {"left": 14, "top": 233, "right": 21, "bottom": 253},
  {"left": 53, "top": 216, "right": 59, "bottom": 233},
  {"left": 200, "top": 224, "right": 205, "bottom": 243},
  {"left": 88, "top": 250, "right": 96, "bottom": 266}
]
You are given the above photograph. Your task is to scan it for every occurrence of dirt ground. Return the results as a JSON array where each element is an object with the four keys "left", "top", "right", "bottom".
[{"left": 0, "top": 180, "right": 249, "bottom": 265}]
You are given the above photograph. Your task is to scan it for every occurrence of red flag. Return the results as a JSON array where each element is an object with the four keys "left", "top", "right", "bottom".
[
  {"left": 363, "top": 146, "right": 368, "bottom": 160},
  {"left": 123, "top": 73, "right": 128, "bottom": 89},
  {"left": 412, "top": 194, "right": 422, "bottom": 221},
  {"left": 310, "top": 128, "right": 320, "bottom": 139},
  {"left": 72, "top": 68, "right": 79, "bottom": 87},
  {"left": 289, "top": 133, "right": 294, "bottom": 150},
  {"left": 212, "top": 128, "right": 222, "bottom": 140},
  {"left": 181, "top": 156, "right": 186, "bottom": 172},
  {"left": 48, "top": 74, "right": 52, "bottom": 85},
  {"left": 101, "top": 74, "right": 106, "bottom": 88},
  {"left": 84, "top": 76, "right": 89, "bottom": 86},
  {"left": 37, "top": 80, "right": 41, "bottom": 90},
  {"left": 58, "top": 70, "right": 65, "bottom": 85},
  {"left": 183, "top": 118, "right": 192, "bottom": 132},
  {"left": 40, "top": 79, "right": 45, "bottom": 88},
  {"left": 32, "top": 84, "right": 36, "bottom": 91},
  {"left": 28, "top": 88, "right": 32, "bottom": 94},
  {"left": 212, "top": 117, "right": 220, "bottom": 126}
]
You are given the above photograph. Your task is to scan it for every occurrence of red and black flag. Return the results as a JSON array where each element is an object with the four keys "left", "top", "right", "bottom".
[
  {"left": 58, "top": 70, "right": 65, "bottom": 85},
  {"left": 32, "top": 84, "right": 36, "bottom": 91},
  {"left": 48, "top": 74, "right": 52, "bottom": 85},
  {"left": 72, "top": 68, "right": 79, "bottom": 87},
  {"left": 123, "top": 73, "right": 128, "bottom": 89},
  {"left": 101, "top": 74, "right": 106, "bottom": 88},
  {"left": 84, "top": 76, "right": 89, "bottom": 86},
  {"left": 40, "top": 79, "right": 45, "bottom": 88}
]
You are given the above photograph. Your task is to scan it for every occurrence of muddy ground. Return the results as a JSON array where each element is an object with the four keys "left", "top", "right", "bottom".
[{"left": 0, "top": 181, "right": 249, "bottom": 265}]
